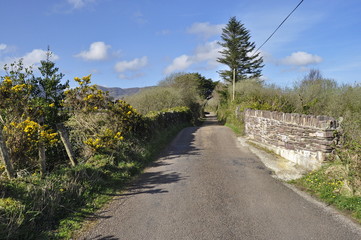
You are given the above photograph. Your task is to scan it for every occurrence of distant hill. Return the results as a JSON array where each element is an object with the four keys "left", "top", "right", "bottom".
[{"left": 96, "top": 85, "right": 154, "bottom": 100}]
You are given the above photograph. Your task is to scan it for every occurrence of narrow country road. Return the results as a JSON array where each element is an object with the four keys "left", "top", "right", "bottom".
[{"left": 82, "top": 115, "right": 361, "bottom": 240}]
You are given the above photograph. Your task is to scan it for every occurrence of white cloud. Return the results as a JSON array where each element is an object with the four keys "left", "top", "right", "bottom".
[
  {"left": 0, "top": 49, "right": 59, "bottom": 69},
  {"left": 187, "top": 22, "right": 224, "bottom": 39},
  {"left": 194, "top": 41, "right": 222, "bottom": 66},
  {"left": 133, "top": 11, "right": 147, "bottom": 24},
  {"left": 164, "top": 55, "right": 193, "bottom": 74},
  {"left": 164, "top": 41, "right": 223, "bottom": 74},
  {"left": 281, "top": 51, "right": 322, "bottom": 66},
  {"left": 114, "top": 56, "right": 148, "bottom": 79},
  {"left": 0, "top": 44, "right": 7, "bottom": 51},
  {"left": 67, "top": 0, "right": 96, "bottom": 9},
  {"left": 75, "top": 41, "right": 110, "bottom": 61},
  {"left": 114, "top": 56, "right": 148, "bottom": 73},
  {"left": 68, "top": 0, "right": 85, "bottom": 9},
  {"left": 22, "top": 49, "right": 59, "bottom": 66}
]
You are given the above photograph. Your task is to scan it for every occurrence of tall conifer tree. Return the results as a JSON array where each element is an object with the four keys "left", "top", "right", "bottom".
[
  {"left": 217, "top": 17, "right": 264, "bottom": 83},
  {"left": 32, "top": 48, "right": 69, "bottom": 127}
]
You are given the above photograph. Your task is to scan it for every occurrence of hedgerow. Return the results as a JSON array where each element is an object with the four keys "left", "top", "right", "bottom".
[{"left": 0, "top": 59, "right": 198, "bottom": 239}]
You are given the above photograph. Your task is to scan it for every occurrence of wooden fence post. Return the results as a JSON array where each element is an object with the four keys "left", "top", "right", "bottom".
[
  {"left": 0, "top": 128, "right": 15, "bottom": 178},
  {"left": 57, "top": 123, "right": 77, "bottom": 167},
  {"left": 38, "top": 117, "right": 47, "bottom": 175}
]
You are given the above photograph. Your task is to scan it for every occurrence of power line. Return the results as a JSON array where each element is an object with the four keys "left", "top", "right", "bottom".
[{"left": 252, "top": 0, "right": 304, "bottom": 57}]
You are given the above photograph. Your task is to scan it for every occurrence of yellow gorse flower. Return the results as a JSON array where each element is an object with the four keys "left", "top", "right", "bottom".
[
  {"left": 4, "top": 118, "right": 58, "bottom": 145},
  {"left": 11, "top": 84, "right": 28, "bottom": 92},
  {"left": 3, "top": 77, "right": 12, "bottom": 85},
  {"left": 82, "top": 74, "right": 91, "bottom": 84}
]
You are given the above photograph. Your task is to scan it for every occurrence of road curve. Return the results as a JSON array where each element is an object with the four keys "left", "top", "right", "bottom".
[{"left": 81, "top": 115, "right": 361, "bottom": 240}]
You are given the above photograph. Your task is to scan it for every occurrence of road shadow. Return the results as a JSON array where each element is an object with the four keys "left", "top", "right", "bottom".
[
  {"left": 201, "top": 113, "right": 222, "bottom": 126},
  {"left": 124, "top": 170, "right": 185, "bottom": 196},
  {"left": 109, "top": 125, "right": 202, "bottom": 198},
  {"left": 81, "top": 171, "right": 187, "bottom": 238},
  {"left": 81, "top": 114, "right": 219, "bottom": 238},
  {"left": 87, "top": 235, "right": 119, "bottom": 240},
  {"left": 112, "top": 115, "right": 223, "bottom": 198}
]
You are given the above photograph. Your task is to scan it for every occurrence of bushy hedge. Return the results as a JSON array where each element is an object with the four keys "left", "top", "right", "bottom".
[
  {"left": 0, "top": 66, "right": 204, "bottom": 239},
  {"left": 145, "top": 106, "right": 193, "bottom": 131},
  {"left": 126, "top": 72, "right": 216, "bottom": 123},
  {"left": 0, "top": 106, "right": 193, "bottom": 239}
]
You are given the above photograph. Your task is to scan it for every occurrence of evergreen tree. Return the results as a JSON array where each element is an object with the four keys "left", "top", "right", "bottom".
[
  {"left": 31, "top": 48, "right": 69, "bottom": 172},
  {"left": 217, "top": 16, "right": 264, "bottom": 83},
  {"left": 32, "top": 48, "right": 69, "bottom": 127}
]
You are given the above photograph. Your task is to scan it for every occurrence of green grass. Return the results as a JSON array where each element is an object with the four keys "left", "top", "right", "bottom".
[
  {"left": 53, "top": 188, "right": 115, "bottom": 239},
  {"left": 289, "top": 164, "right": 361, "bottom": 223},
  {"left": 225, "top": 122, "right": 244, "bottom": 136}
]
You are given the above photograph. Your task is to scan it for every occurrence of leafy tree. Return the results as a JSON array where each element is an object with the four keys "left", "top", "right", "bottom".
[
  {"left": 125, "top": 87, "right": 183, "bottom": 114},
  {"left": 159, "top": 72, "right": 216, "bottom": 100},
  {"left": 217, "top": 16, "right": 263, "bottom": 83},
  {"left": 294, "top": 69, "right": 337, "bottom": 115},
  {"left": 195, "top": 73, "right": 217, "bottom": 99}
]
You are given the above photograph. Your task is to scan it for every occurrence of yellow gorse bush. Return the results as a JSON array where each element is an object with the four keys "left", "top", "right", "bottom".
[
  {"left": 11, "top": 84, "right": 29, "bottom": 92},
  {"left": 0, "top": 77, "right": 32, "bottom": 93},
  {"left": 64, "top": 75, "right": 108, "bottom": 112},
  {"left": 0, "top": 76, "right": 33, "bottom": 120},
  {"left": 84, "top": 137, "right": 104, "bottom": 150},
  {"left": 3, "top": 76, "right": 12, "bottom": 85},
  {"left": 4, "top": 118, "right": 58, "bottom": 145},
  {"left": 83, "top": 129, "right": 124, "bottom": 151},
  {"left": 0, "top": 164, "right": 5, "bottom": 173}
]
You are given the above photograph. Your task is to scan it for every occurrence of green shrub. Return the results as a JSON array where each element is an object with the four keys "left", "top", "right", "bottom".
[
  {"left": 125, "top": 87, "right": 185, "bottom": 114},
  {"left": 127, "top": 72, "right": 215, "bottom": 121},
  {"left": 0, "top": 198, "right": 25, "bottom": 239}
]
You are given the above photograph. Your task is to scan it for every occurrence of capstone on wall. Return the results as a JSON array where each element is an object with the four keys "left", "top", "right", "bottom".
[{"left": 244, "top": 109, "right": 339, "bottom": 170}]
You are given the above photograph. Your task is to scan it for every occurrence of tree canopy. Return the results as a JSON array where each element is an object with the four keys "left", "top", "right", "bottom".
[{"left": 217, "top": 16, "right": 264, "bottom": 83}]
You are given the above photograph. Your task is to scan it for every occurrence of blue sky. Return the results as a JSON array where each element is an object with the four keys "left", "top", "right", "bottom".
[{"left": 0, "top": 0, "right": 360, "bottom": 88}]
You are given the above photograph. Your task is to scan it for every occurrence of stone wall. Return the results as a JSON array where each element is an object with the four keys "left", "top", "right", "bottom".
[{"left": 244, "top": 109, "right": 339, "bottom": 170}]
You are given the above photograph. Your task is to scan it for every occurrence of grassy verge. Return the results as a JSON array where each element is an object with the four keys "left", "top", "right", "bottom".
[
  {"left": 225, "top": 122, "right": 244, "bottom": 136},
  {"left": 0, "top": 122, "right": 191, "bottom": 240},
  {"left": 289, "top": 163, "right": 361, "bottom": 223}
]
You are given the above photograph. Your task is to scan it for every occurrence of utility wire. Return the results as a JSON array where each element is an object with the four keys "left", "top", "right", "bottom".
[{"left": 252, "top": 0, "right": 304, "bottom": 57}]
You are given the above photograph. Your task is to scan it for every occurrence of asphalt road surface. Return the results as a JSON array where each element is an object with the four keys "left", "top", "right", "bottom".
[{"left": 82, "top": 115, "right": 361, "bottom": 240}]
